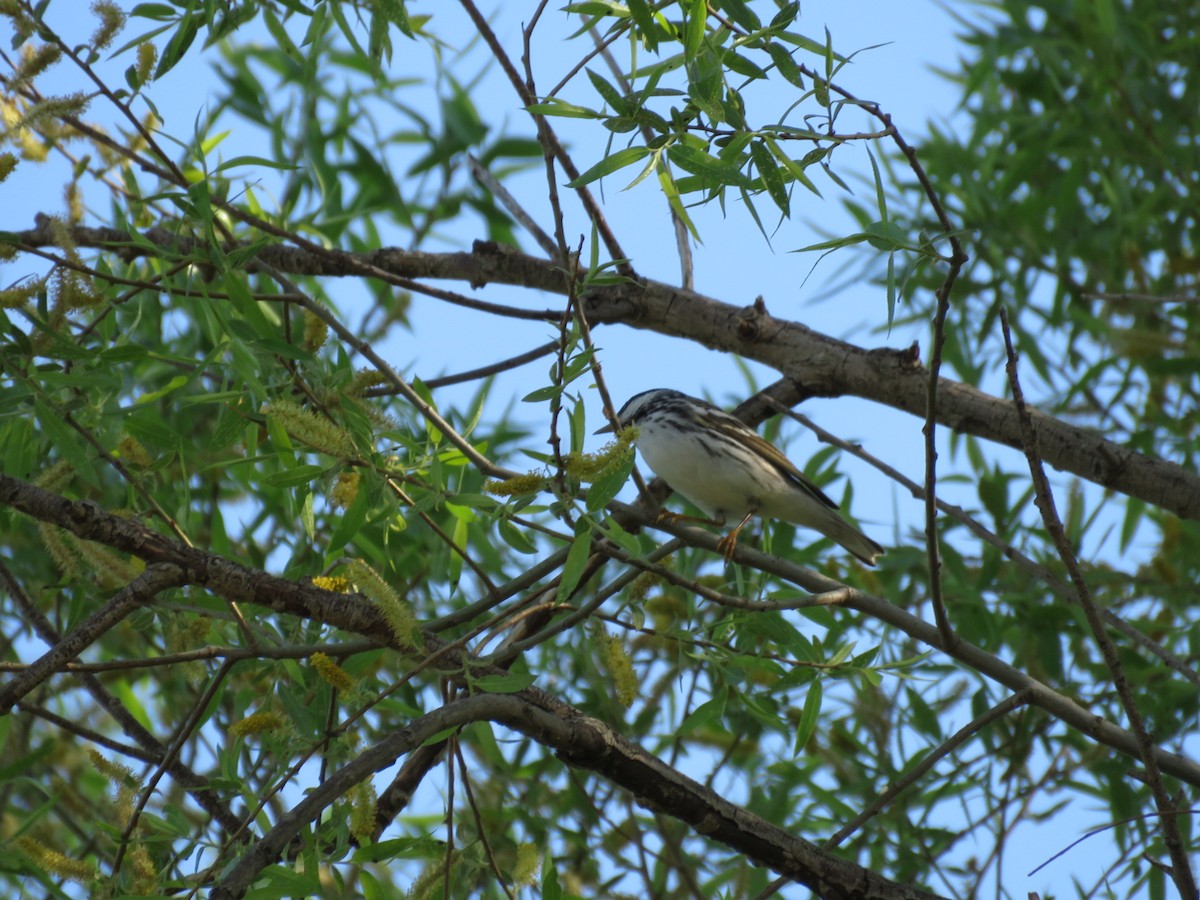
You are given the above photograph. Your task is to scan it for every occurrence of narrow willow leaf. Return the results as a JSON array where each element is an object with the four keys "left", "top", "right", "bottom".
[
  {"left": 557, "top": 523, "right": 594, "bottom": 601},
  {"left": 794, "top": 679, "right": 822, "bottom": 754},
  {"left": 751, "top": 140, "right": 789, "bottom": 215},
  {"left": 565, "top": 145, "right": 652, "bottom": 188}
]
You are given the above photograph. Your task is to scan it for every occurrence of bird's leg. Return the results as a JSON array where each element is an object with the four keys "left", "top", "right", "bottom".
[{"left": 715, "top": 510, "right": 756, "bottom": 562}]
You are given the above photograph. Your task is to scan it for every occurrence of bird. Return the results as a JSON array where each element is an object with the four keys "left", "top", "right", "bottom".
[{"left": 597, "top": 389, "right": 884, "bottom": 565}]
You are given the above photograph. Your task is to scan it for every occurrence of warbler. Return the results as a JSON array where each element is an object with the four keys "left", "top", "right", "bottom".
[{"left": 598, "top": 389, "right": 884, "bottom": 565}]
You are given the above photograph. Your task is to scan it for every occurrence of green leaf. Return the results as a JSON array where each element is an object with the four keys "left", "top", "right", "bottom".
[
  {"left": 471, "top": 671, "right": 536, "bottom": 693},
  {"left": 793, "top": 679, "right": 822, "bottom": 753},
  {"left": 523, "top": 384, "right": 562, "bottom": 403},
  {"left": 134, "top": 374, "right": 189, "bottom": 405},
  {"left": 751, "top": 140, "right": 789, "bottom": 215},
  {"left": 586, "top": 450, "right": 634, "bottom": 512},
  {"left": 325, "top": 475, "right": 374, "bottom": 557},
  {"left": 863, "top": 220, "right": 912, "bottom": 251},
  {"left": 564, "top": 1, "right": 631, "bottom": 15},
  {"left": 214, "top": 155, "right": 300, "bottom": 174},
  {"left": 130, "top": 3, "right": 177, "bottom": 20},
  {"left": 448, "top": 511, "right": 468, "bottom": 587},
  {"left": 905, "top": 686, "right": 943, "bottom": 739},
  {"left": 766, "top": 42, "right": 804, "bottom": 87},
  {"left": 557, "top": 522, "right": 594, "bottom": 601},
  {"left": 498, "top": 518, "right": 537, "bottom": 554},
  {"left": 668, "top": 143, "right": 753, "bottom": 188},
  {"left": 542, "top": 848, "right": 563, "bottom": 900},
  {"left": 525, "top": 98, "right": 603, "bottom": 119},
  {"left": 684, "top": 0, "right": 706, "bottom": 58},
  {"left": 627, "top": 0, "right": 659, "bottom": 50},
  {"left": 155, "top": 12, "right": 201, "bottom": 79},
  {"left": 722, "top": 49, "right": 767, "bottom": 81},
  {"left": 680, "top": 691, "right": 726, "bottom": 734},
  {"left": 34, "top": 399, "right": 96, "bottom": 487},
  {"left": 1119, "top": 497, "right": 1145, "bottom": 554},
  {"left": 769, "top": 2, "right": 800, "bottom": 31},
  {"left": 265, "top": 464, "right": 328, "bottom": 488},
  {"left": 565, "top": 145, "right": 652, "bottom": 188},
  {"left": 586, "top": 68, "right": 628, "bottom": 114},
  {"left": 764, "top": 135, "right": 821, "bottom": 197}
]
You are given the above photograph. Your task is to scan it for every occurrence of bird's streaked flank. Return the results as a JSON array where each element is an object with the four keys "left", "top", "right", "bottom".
[{"left": 598, "top": 389, "right": 885, "bottom": 565}]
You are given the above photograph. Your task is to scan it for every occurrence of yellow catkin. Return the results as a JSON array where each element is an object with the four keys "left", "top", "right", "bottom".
[
  {"left": 35, "top": 459, "right": 74, "bottom": 492},
  {"left": 348, "top": 778, "right": 377, "bottom": 843},
  {"left": 88, "top": 748, "right": 136, "bottom": 785},
  {"left": 346, "top": 368, "right": 389, "bottom": 396},
  {"left": 0, "top": 151, "right": 16, "bottom": 182},
  {"left": 0, "top": 96, "right": 49, "bottom": 161},
  {"left": 484, "top": 473, "right": 550, "bottom": 497},
  {"left": 163, "top": 615, "right": 208, "bottom": 685},
  {"left": 18, "top": 93, "right": 88, "bottom": 132},
  {"left": 0, "top": 2, "right": 30, "bottom": 27},
  {"left": 117, "top": 435, "right": 153, "bottom": 469},
  {"left": 302, "top": 310, "right": 328, "bottom": 350},
  {"left": 331, "top": 470, "right": 359, "bottom": 509},
  {"left": 89, "top": 1, "right": 126, "bottom": 51},
  {"left": 15, "top": 837, "right": 96, "bottom": 884},
  {"left": 486, "top": 430, "right": 634, "bottom": 497},
  {"left": 406, "top": 851, "right": 458, "bottom": 900},
  {"left": 312, "top": 575, "right": 351, "bottom": 593},
  {"left": 15, "top": 44, "right": 61, "bottom": 86},
  {"left": 346, "top": 559, "right": 423, "bottom": 650},
  {"left": 128, "top": 843, "right": 156, "bottom": 892},
  {"left": 512, "top": 842, "right": 541, "bottom": 887},
  {"left": 65, "top": 181, "right": 83, "bottom": 223},
  {"left": 229, "top": 710, "right": 287, "bottom": 737},
  {"left": 0, "top": 283, "right": 40, "bottom": 308},
  {"left": 594, "top": 625, "right": 637, "bottom": 708},
  {"left": 310, "top": 652, "right": 355, "bottom": 692},
  {"left": 135, "top": 41, "right": 156, "bottom": 85},
  {"left": 74, "top": 538, "right": 140, "bottom": 588},
  {"left": 266, "top": 399, "right": 357, "bottom": 459},
  {"left": 115, "top": 784, "right": 135, "bottom": 827},
  {"left": 129, "top": 111, "right": 160, "bottom": 156},
  {"left": 39, "top": 522, "right": 84, "bottom": 580}
]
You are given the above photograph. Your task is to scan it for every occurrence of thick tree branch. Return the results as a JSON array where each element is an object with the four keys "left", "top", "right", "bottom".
[
  {"left": 606, "top": 502, "right": 1200, "bottom": 789},
  {"left": 1001, "top": 309, "right": 1197, "bottom": 899},
  {"left": 0, "top": 563, "right": 185, "bottom": 709},
  {"left": 211, "top": 692, "right": 946, "bottom": 900},
  {"left": 6, "top": 475, "right": 1196, "bottom": 791},
  {"left": 10, "top": 221, "right": 1196, "bottom": 520}
]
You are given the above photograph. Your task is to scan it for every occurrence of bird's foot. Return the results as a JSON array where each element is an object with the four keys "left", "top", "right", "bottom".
[{"left": 715, "top": 532, "right": 739, "bottom": 562}]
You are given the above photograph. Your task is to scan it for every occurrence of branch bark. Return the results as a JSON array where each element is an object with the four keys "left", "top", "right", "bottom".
[
  {"left": 12, "top": 221, "right": 1198, "bottom": 521},
  {"left": 211, "top": 693, "right": 947, "bottom": 900},
  {"left": 5, "top": 473, "right": 1199, "bottom": 790}
]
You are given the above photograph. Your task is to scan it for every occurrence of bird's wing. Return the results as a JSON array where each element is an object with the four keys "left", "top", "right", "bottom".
[{"left": 706, "top": 410, "right": 840, "bottom": 510}]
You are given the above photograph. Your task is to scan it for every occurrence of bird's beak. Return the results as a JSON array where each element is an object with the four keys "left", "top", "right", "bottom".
[{"left": 595, "top": 421, "right": 616, "bottom": 435}]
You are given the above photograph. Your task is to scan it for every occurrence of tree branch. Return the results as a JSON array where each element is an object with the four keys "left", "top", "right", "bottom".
[
  {"left": 211, "top": 692, "right": 947, "bottom": 900},
  {"left": 10, "top": 221, "right": 1196, "bottom": 520}
]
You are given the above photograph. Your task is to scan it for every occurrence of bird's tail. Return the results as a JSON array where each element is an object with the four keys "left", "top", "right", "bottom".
[{"left": 826, "top": 514, "right": 885, "bottom": 566}]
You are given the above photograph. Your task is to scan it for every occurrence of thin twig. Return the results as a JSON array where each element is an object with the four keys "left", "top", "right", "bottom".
[
  {"left": 0, "top": 564, "right": 186, "bottom": 710},
  {"left": 791, "top": 64, "right": 970, "bottom": 649},
  {"left": 764, "top": 396, "right": 1200, "bottom": 689},
  {"left": 824, "top": 689, "right": 1033, "bottom": 849},
  {"left": 457, "top": 0, "right": 633, "bottom": 274},
  {"left": 999, "top": 306, "right": 1197, "bottom": 900},
  {"left": 587, "top": 25, "right": 694, "bottom": 289},
  {"left": 466, "top": 153, "right": 557, "bottom": 258}
]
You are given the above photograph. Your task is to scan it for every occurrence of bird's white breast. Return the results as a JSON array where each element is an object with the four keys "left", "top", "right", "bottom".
[{"left": 635, "top": 418, "right": 788, "bottom": 520}]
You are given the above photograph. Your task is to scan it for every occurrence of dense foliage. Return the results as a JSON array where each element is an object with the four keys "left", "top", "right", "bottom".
[{"left": 1, "top": 1, "right": 1196, "bottom": 898}]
